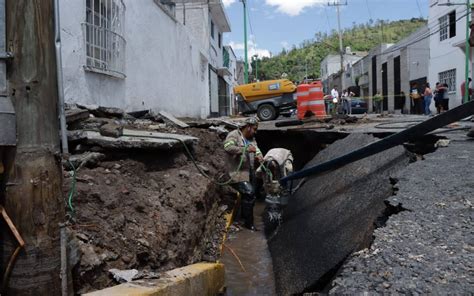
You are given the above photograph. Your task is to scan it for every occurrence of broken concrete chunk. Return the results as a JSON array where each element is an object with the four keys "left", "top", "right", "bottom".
[
  {"left": 66, "top": 109, "right": 90, "bottom": 124},
  {"left": 155, "top": 110, "right": 189, "bottom": 128},
  {"left": 209, "top": 125, "right": 229, "bottom": 136},
  {"left": 435, "top": 139, "right": 450, "bottom": 148},
  {"left": 77, "top": 104, "right": 125, "bottom": 118},
  {"left": 109, "top": 268, "right": 139, "bottom": 283}
]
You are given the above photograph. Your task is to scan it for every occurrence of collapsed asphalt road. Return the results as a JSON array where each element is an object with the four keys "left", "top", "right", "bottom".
[
  {"left": 330, "top": 132, "right": 474, "bottom": 294},
  {"left": 268, "top": 133, "right": 410, "bottom": 295}
]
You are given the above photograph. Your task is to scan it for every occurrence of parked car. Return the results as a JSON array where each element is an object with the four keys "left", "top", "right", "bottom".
[{"left": 350, "top": 98, "right": 368, "bottom": 114}]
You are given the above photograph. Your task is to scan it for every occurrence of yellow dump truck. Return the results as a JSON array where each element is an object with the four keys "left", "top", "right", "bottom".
[{"left": 234, "top": 79, "right": 297, "bottom": 121}]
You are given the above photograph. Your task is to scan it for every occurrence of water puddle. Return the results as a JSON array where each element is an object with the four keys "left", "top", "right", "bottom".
[{"left": 220, "top": 202, "right": 276, "bottom": 295}]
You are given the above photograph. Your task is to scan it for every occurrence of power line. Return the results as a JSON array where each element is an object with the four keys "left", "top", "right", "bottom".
[
  {"left": 378, "top": 11, "right": 468, "bottom": 57},
  {"left": 415, "top": 0, "right": 424, "bottom": 19},
  {"left": 365, "top": 0, "right": 372, "bottom": 21}
]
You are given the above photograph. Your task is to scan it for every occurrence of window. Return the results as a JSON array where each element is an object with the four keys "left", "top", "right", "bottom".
[
  {"left": 218, "top": 33, "right": 222, "bottom": 48},
  {"left": 83, "top": 0, "right": 126, "bottom": 78},
  {"left": 439, "top": 10, "right": 456, "bottom": 41},
  {"left": 449, "top": 11, "right": 456, "bottom": 38},
  {"left": 438, "top": 69, "right": 456, "bottom": 92},
  {"left": 211, "top": 20, "right": 215, "bottom": 39},
  {"left": 439, "top": 15, "right": 448, "bottom": 41}
]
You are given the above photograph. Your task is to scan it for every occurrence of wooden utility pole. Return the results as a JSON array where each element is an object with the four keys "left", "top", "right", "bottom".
[{"left": 2, "top": 0, "right": 64, "bottom": 295}]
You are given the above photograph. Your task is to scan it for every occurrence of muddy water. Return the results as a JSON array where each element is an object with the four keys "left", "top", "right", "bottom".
[{"left": 221, "top": 202, "right": 276, "bottom": 295}]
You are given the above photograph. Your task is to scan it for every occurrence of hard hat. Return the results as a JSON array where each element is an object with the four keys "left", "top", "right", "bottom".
[{"left": 240, "top": 117, "right": 259, "bottom": 128}]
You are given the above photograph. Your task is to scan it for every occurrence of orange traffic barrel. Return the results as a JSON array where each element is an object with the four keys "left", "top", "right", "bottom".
[
  {"left": 296, "top": 84, "right": 310, "bottom": 120},
  {"left": 306, "top": 81, "right": 326, "bottom": 118}
]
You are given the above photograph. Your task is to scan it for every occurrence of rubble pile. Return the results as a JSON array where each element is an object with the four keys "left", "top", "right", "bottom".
[{"left": 63, "top": 105, "right": 236, "bottom": 293}]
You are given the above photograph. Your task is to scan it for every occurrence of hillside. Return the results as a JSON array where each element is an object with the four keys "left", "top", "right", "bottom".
[{"left": 253, "top": 18, "right": 427, "bottom": 82}]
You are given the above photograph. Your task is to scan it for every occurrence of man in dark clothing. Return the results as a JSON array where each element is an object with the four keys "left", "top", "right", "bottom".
[{"left": 223, "top": 117, "right": 263, "bottom": 230}]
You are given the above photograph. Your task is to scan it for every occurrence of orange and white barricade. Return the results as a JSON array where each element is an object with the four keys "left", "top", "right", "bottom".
[
  {"left": 297, "top": 81, "right": 326, "bottom": 119},
  {"left": 296, "top": 84, "right": 310, "bottom": 120}
]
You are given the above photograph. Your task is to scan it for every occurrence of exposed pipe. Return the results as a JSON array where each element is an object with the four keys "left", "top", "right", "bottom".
[
  {"left": 54, "top": 0, "right": 69, "bottom": 154},
  {"left": 59, "top": 224, "right": 68, "bottom": 296}
]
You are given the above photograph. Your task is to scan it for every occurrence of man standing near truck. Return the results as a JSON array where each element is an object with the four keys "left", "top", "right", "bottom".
[{"left": 223, "top": 117, "right": 263, "bottom": 231}]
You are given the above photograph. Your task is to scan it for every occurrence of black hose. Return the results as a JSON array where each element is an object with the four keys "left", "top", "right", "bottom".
[{"left": 280, "top": 100, "right": 474, "bottom": 184}]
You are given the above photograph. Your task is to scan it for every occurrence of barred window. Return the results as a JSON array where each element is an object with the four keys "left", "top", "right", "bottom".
[
  {"left": 439, "top": 14, "right": 448, "bottom": 41},
  {"left": 438, "top": 69, "right": 456, "bottom": 92},
  {"left": 83, "top": 0, "right": 126, "bottom": 78}
]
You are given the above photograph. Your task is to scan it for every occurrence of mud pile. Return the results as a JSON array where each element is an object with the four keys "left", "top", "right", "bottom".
[{"left": 62, "top": 106, "right": 236, "bottom": 293}]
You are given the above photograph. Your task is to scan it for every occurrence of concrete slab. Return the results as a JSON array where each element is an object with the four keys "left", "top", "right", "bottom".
[
  {"left": 268, "top": 133, "right": 409, "bottom": 295},
  {"left": 157, "top": 110, "right": 190, "bottom": 128},
  {"left": 84, "top": 263, "right": 225, "bottom": 296},
  {"left": 67, "top": 129, "right": 198, "bottom": 150}
]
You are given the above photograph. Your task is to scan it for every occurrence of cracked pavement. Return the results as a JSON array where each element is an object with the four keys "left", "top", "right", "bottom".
[{"left": 330, "top": 132, "right": 474, "bottom": 294}]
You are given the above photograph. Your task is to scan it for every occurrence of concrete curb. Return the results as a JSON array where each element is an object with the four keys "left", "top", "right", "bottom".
[{"left": 84, "top": 263, "right": 225, "bottom": 296}]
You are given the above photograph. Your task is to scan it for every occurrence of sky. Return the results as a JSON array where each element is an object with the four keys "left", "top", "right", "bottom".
[{"left": 222, "top": 0, "right": 429, "bottom": 60}]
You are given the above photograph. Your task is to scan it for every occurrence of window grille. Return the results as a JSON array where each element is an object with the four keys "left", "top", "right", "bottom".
[
  {"left": 438, "top": 69, "right": 456, "bottom": 92},
  {"left": 83, "top": 0, "right": 126, "bottom": 78},
  {"left": 439, "top": 14, "right": 448, "bottom": 41}
]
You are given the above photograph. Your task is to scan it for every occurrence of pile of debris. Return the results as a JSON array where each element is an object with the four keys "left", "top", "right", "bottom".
[{"left": 63, "top": 104, "right": 237, "bottom": 293}]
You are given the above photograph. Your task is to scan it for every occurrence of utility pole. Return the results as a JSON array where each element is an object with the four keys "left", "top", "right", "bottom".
[
  {"left": 254, "top": 55, "right": 258, "bottom": 81},
  {"left": 2, "top": 0, "right": 65, "bottom": 294},
  {"left": 439, "top": 1, "right": 471, "bottom": 104},
  {"left": 328, "top": 0, "right": 348, "bottom": 91},
  {"left": 241, "top": 0, "right": 249, "bottom": 84}
]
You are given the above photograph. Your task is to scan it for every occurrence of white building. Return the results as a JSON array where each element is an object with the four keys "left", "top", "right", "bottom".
[
  {"left": 320, "top": 49, "right": 366, "bottom": 91},
  {"left": 428, "top": 0, "right": 472, "bottom": 108},
  {"left": 59, "top": 0, "right": 233, "bottom": 119},
  {"left": 174, "top": 0, "right": 233, "bottom": 117}
]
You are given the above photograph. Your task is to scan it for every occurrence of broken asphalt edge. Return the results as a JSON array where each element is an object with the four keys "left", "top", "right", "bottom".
[{"left": 83, "top": 262, "right": 225, "bottom": 296}]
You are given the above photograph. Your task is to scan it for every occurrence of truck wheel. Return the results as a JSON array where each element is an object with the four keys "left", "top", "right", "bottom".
[{"left": 257, "top": 104, "right": 277, "bottom": 121}]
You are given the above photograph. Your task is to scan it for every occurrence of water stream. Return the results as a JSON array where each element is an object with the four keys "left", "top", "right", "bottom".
[{"left": 220, "top": 202, "right": 276, "bottom": 295}]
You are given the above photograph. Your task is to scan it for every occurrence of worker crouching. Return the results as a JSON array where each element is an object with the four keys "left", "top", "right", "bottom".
[{"left": 223, "top": 117, "right": 263, "bottom": 231}]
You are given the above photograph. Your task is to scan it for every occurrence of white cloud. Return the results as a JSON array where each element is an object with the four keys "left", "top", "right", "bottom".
[
  {"left": 228, "top": 39, "right": 272, "bottom": 61},
  {"left": 264, "top": 0, "right": 326, "bottom": 16},
  {"left": 222, "top": 0, "right": 236, "bottom": 7},
  {"left": 280, "top": 41, "right": 291, "bottom": 50}
]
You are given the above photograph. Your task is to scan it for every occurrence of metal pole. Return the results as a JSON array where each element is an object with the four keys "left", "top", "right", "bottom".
[
  {"left": 243, "top": 0, "right": 248, "bottom": 84},
  {"left": 336, "top": 3, "right": 345, "bottom": 91},
  {"left": 54, "top": 0, "right": 69, "bottom": 154},
  {"left": 465, "top": 0, "right": 471, "bottom": 103},
  {"left": 255, "top": 55, "right": 258, "bottom": 81}
]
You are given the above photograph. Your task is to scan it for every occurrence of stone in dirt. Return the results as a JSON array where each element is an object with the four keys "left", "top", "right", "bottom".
[
  {"left": 268, "top": 133, "right": 409, "bottom": 295},
  {"left": 99, "top": 123, "right": 124, "bottom": 138},
  {"left": 109, "top": 269, "right": 139, "bottom": 283},
  {"left": 64, "top": 152, "right": 105, "bottom": 170}
]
